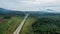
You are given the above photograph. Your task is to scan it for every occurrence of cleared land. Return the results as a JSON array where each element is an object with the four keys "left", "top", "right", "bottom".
[{"left": 0, "top": 15, "right": 24, "bottom": 34}]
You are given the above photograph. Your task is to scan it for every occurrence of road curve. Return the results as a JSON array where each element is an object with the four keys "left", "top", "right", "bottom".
[{"left": 13, "top": 14, "right": 29, "bottom": 34}]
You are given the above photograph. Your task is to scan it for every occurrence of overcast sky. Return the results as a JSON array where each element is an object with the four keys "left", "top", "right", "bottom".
[{"left": 0, "top": 0, "right": 60, "bottom": 12}]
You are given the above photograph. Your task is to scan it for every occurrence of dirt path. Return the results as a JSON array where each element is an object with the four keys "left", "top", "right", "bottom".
[{"left": 13, "top": 14, "right": 29, "bottom": 34}]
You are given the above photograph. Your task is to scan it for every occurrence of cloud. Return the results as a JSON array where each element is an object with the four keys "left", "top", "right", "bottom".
[{"left": 0, "top": 0, "right": 60, "bottom": 11}]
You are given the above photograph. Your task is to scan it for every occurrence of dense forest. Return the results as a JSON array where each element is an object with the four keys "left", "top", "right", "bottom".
[{"left": 32, "top": 16, "right": 60, "bottom": 34}]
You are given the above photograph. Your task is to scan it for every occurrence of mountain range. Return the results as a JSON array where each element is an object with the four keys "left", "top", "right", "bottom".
[{"left": 0, "top": 8, "right": 60, "bottom": 16}]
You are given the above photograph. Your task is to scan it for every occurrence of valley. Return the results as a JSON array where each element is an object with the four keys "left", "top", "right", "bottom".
[{"left": 0, "top": 8, "right": 60, "bottom": 34}]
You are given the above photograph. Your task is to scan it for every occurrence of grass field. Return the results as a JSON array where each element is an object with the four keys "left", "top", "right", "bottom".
[
  {"left": 0, "top": 15, "right": 24, "bottom": 34},
  {"left": 20, "top": 17, "right": 37, "bottom": 34}
]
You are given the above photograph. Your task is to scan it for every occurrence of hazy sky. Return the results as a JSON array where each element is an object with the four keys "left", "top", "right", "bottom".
[{"left": 0, "top": 0, "right": 60, "bottom": 11}]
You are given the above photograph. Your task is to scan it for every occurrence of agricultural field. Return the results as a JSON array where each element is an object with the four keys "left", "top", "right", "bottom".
[
  {"left": 20, "top": 15, "right": 60, "bottom": 34},
  {"left": 0, "top": 15, "right": 24, "bottom": 34}
]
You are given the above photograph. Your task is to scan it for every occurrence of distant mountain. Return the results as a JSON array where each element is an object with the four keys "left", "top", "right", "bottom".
[
  {"left": 0, "top": 8, "right": 60, "bottom": 16},
  {"left": 0, "top": 8, "right": 9, "bottom": 11},
  {"left": 46, "top": 9, "right": 54, "bottom": 11},
  {"left": 0, "top": 8, "right": 24, "bottom": 15},
  {"left": 45, "top": 9, "right": 59, "bottom": 13}
]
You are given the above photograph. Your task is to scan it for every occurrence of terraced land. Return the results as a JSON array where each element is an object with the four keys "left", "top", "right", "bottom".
[{"left": 0, "top": 15, "right": 24, "bottom": 34}]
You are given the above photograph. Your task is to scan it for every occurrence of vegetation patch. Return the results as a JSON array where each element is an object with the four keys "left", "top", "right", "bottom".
[
  {"left": 32, "top": 16, "right": 60, "bottom": 34},
  {"left": 20, "top": 16, "right": 60, "bottom": 34},
  {"left": 20, "top": 17, "right": 37, "bottom": 34},
  {"left": 0, "top": 15, "right": 24, "bottom": 34}
]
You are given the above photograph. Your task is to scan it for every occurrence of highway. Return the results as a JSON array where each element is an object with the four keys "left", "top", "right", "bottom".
[{"left": 13, "top": 14, "right": 29, "bottom": 34}]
